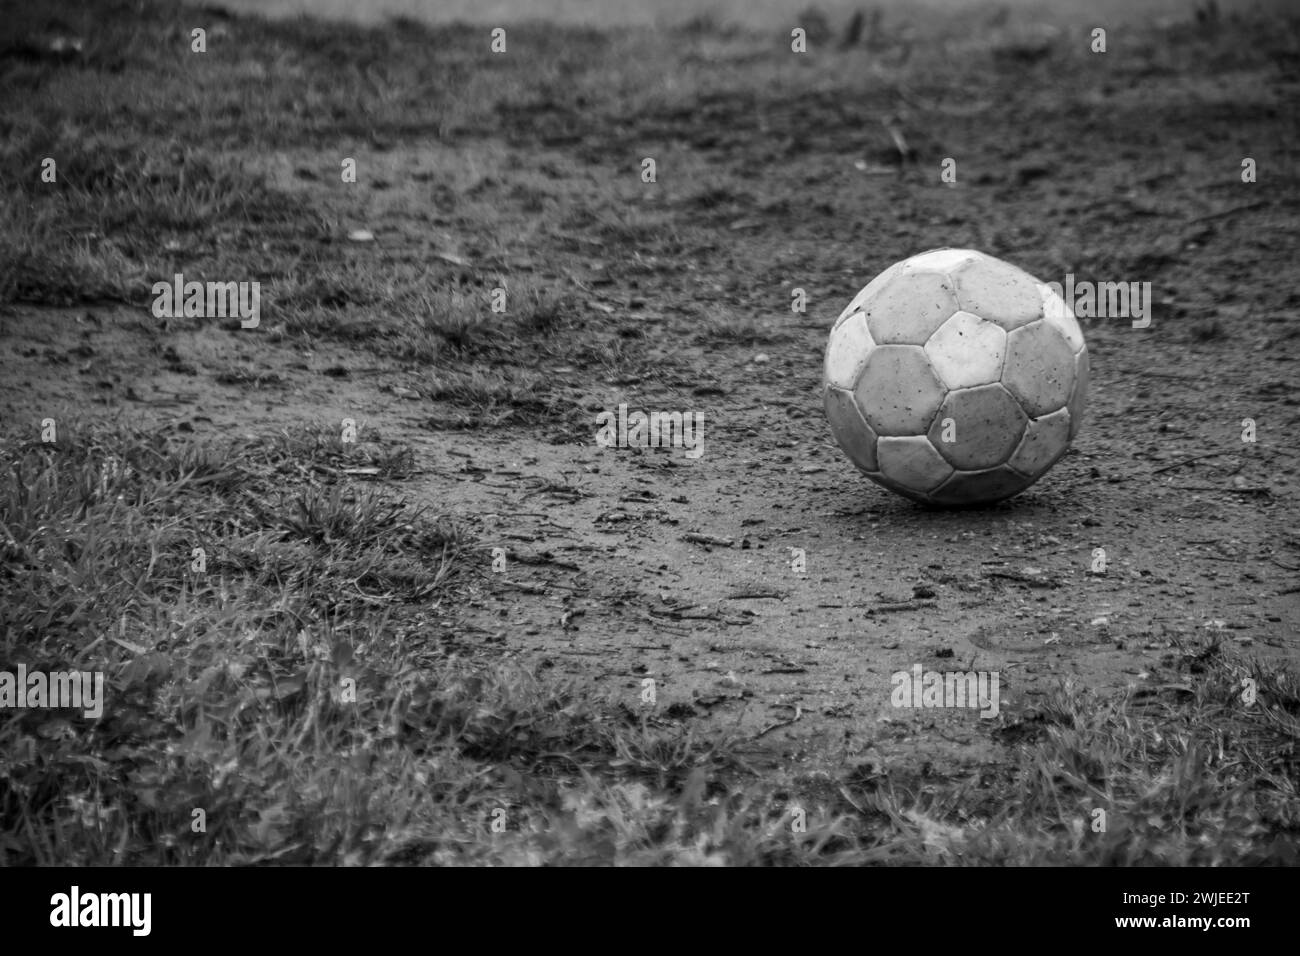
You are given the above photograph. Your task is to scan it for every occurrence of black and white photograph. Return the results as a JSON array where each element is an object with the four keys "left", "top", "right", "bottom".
[{"left": 0, "top": 0, "right": 1296, "bottom": 901}]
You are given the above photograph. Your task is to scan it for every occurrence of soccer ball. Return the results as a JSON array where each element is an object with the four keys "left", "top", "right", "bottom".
[{"left": 823, "top": 249, "right": 1088, "bottom": 506}]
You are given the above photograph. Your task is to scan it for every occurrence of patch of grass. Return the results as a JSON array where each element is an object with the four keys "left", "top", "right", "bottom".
[
  {"left": 571, "top": 333, "right": 653, "bottom": 380},
  {"left": 0, "top": 193, "right": 148, "bottom": 305},
  {"left": 421, "top": 367, "right": 570, "bottom": 431},
  {"left": 857, "top": 649, "right": 1300, "bottom": 864},
  {"left": 0, "top": 131, "right": 326, "bottom": 307},
  {"left": 386, "top": 281, "right": 582, "bottom": 363},
  {"left": 0, "top": 422, "right": 466, "bottom": 864},
  {"left": 511, "top": 284, "right": 582, "bottom": 337},
  {"left": 387, "top": 288, "right": 491, "bottom": 362},
  {"left": 426, "top": 366, "right": 542, "bottom": 408},
  {"left": 248, "top": 424, "right": 420, "bottom": 480},
  {"left": 271, "top": 259, "right": 587, "bottom": 381},
  {"left": 271, "top": 258, "right": 406, "bottom": 325}
]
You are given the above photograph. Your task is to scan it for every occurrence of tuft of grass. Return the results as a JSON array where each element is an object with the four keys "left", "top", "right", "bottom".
[
  {"left": 0, "top": 193, "right": 148, "bottom": 306},
  {"left": 422, "top": 367, "right": 567, "bottom": 431},
  {"left": 245, "top": 425, "right": 419, "bottom": 481},
  {"left": 511, "top": 284, "right": 582, "bottom": 337},
  {"left": 388, "top": 282, "right": 583, "bottom": 363}
]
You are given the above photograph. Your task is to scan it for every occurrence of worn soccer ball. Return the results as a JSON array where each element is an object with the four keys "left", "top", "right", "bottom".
[{"left": 823, "top": 249, "right": 1088, "bottom": 506}]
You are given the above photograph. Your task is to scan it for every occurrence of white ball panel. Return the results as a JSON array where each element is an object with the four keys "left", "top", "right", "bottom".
[
  {"left": 924, "top": 310, "right": 1008, "bottom": 389},
  {"left": 1008, "top": 406, "right": 1072, "bottom": 476},
  {"left": 823, "top": 311, "right": 875, "bottom": 389},
  {"left": 876, "top": 435, "right": 954, "bottom": 493}
]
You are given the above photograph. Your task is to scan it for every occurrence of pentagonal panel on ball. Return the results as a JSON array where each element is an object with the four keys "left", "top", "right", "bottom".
[
  {"left": 855, "top": 345, "right": 946, "bottom": 436},
  {"left": 824, "top": 386, "right": 879, "bottom": 473},
  {"left": 1067, "top": 348, "right": 1089, "bottom": 440},
  {"left": 951, "top": 257, "right": 1043, "bottom": 331},
  {"left": 930, "top": 466, "right": 1036, "bottom": 506},
  {"left": 876, "top": 435, "right": 954, "bottom": 494},
  {"left": 860, "top": 271, "right": 960, "bottom": 345},
  {"left": 924, "top": 310, "right": 1008, "bottom": 389},
  {"left": 927, "top": 383, "right": 1028, "bottom": 470},
  {"left": 1003, "top": 320, "right": 1077, "bottom": 417},
  {"left": 1008, "top": 406, "right": 1071, "bottom": 477},
  {"left": 823, "top": 311, "right": 875, "bottom": 390}
]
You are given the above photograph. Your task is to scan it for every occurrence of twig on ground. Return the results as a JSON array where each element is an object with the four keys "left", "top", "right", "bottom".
[
  {"left": 725, "top": 588, "right": 787, "bottom": 600},
  {"left": 865, "top": 599, "right": 938, "bottom": 614},
  {"left": 498, "top": 579, "right": 546, "bottom": 594},
  {"left": 508, "top": 549, "right": 581, "bottom": 571},
  {"left": 1187, "top": 201, "right": 1271, "bottom": 224},
  {"left": 1153, "top": 452, "right": 1234, "bottom": 474},
  {"left": 753, "top": 706, "right": 802, "bottom": 739},
  {"left": 683, "top": 532, "right": 734, "bottom": 547}
]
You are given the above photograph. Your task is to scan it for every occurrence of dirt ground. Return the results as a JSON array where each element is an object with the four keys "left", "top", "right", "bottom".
[{"left": 2, "top": 5, "right": 1297, "bottom": 789}]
